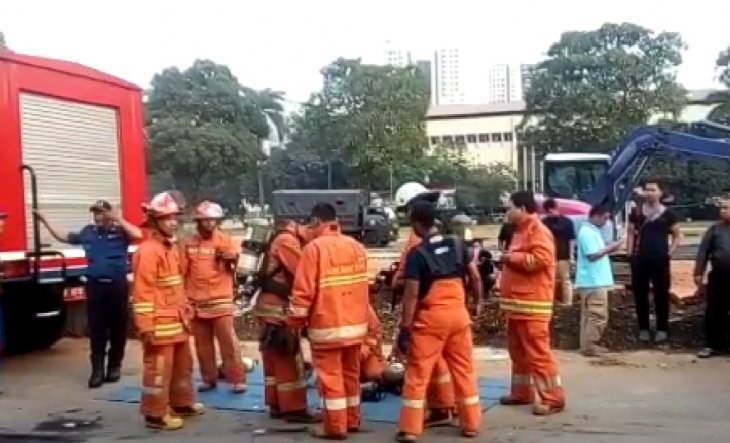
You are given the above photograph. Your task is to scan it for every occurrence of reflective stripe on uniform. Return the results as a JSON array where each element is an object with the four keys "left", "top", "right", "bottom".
[
  {"left": 323, "top": 397, "right": 348, "bottom": 410},
  {"left": 318, "top": 273, "right": 368, "bottom": 289},
  {"left": 431, "top": 372, "right": 451, "bottom": 384},
  {"left": 535, "top": 375, "right": 562, "bottom": 392},
  {"left": 133, "top": 302, "right": 154, "bottom": 314},
  {"left": 142, "top": 386, "right": 163, "bottom": 395},
  {"left": 196, "top": 299, "right": 233, "bottom": 311},
  {"left": 511, "top": 374, "right": 531, "bottom": 386},
  {"left": 154, "top": 322, "right": 184, "bottom": 337},
  {"left": 265, "top": 377, "right": 277, "bottom": 386},
  {"left": 277, "top": 380, "right": 306, "bottom": 392},
  {"left": 365, "top": 337, "right": 378, "bottom": 347},
  {"left": 401, "top": 398, "right": 425, "bottom": 409},
  {"left": 256, "top": 305, "right": 286, "bottom": 319},
  {"left": 346, "top": 396, "right": 360, "bottom": 407},
  {"left": 459, "top": 395, "right": 480, "bottom": 406},
  {"left": 157, "top": 275, "right": 183, "bottom": 287},
  {"left": 500, "top": 298, "right": 553, "bottom": 316},
  {"left": 308, "top": 323, "right": 368, "bottom": 342},
  {"left": 288, "top": 305, "right": 309, "bottom": 317},
  {"left": 524, "top": 253, "right": 537, "bottom": 270}
]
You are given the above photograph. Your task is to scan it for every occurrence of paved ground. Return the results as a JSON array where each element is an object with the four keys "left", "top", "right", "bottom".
[{"left": 2, "top": 339, "right": 730, "bottom": 442}]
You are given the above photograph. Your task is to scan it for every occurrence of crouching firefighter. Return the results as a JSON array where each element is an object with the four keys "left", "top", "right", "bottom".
[
  {"left": 132, "top": 191, "right": 204, "bottom": 431},
  {"left": 392, "top": 184, "right": 457, "bottom": 428},
  {"left": 183, "top": 201, "right": 246, "bottom": 393},
  {"left": 255, "top": 218, "right": 320, "bottom": 423},
  {"left": 395, "top": 200, "right": 483, "bottom": 443}
]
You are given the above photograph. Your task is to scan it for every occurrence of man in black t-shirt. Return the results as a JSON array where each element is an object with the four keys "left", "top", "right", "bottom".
[
  {"left": 628, "top": 180, "right": 681, "bottom": 344},
  {"left": 542, "top": 199, "right": 576, "bottom": 305}
]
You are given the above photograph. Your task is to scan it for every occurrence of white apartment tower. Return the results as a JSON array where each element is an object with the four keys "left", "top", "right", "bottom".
[
  {"left": 433, "top": 48, "right": 465, "bottom": 105},
  {"left": 486, "top": 64, "right": 523, "bottom": 104},
  {"left": 383, "top": 40, "right": 413, "bottom": 67}
]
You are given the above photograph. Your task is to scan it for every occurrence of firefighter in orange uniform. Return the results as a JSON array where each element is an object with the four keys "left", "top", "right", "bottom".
[
  {"left": 132, "top": 191, "right": 204, "bottom": 431},
  {"left": 286, "top": 203, "right": 370, "bottom": 440},
  {"left": 499, "top": 191, "right": 566, "bottom": 415},
  {"left": 395, "top": 201, "right": 483, "bottom": 442},
  {"left": 392, "top": 192, "right": 456, "bottom": 427},
  {"left": 183, "top": 201, "right": 246, "bottom": 393},
  {"left": 361, "top": 304, "right": 386, "bottom": 382},
  {"left": 255, "top": 218, "right": 319, "bottom": 423}
]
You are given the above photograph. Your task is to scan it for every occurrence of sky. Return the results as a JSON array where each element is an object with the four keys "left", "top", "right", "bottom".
[{"left": 1, "top": 0, "right": 729, "bottom": 107}]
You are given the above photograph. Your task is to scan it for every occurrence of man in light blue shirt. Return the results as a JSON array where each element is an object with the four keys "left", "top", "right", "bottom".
[{"left": 575, "top": 205, "right": 622, "bottom": 356}]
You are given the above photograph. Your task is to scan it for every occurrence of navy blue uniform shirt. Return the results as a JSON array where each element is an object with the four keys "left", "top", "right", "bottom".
[
  {"left": 68, "top": 224, "right": 131, "bottom": 279},
  {"left": 403, "top": 235, "right": 472, "bottom": 299}
]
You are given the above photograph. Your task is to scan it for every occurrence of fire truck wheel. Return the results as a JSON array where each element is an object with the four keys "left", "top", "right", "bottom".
[
  {"left": 362, "top": 230, "right": 378, "bottom": 246},
  {"left": 0, "top": 282, "right": 66, "bottom": 355}
]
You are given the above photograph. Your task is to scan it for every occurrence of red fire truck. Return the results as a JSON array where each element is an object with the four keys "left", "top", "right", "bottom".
[{"left": 0, "top": 50, "right": 147, "bottom": 354}]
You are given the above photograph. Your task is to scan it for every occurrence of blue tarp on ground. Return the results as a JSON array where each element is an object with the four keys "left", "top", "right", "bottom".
[{"left": 98, "top": 366, "right": 509, "bottom": 424}]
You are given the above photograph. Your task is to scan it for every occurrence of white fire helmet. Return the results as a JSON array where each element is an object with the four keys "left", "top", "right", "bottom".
[
  {"left": 194, "top": 200, "right": 225, "bottom": 220},
  {"left": 394, "top": 182, "right": 441, "bottom": 209}
]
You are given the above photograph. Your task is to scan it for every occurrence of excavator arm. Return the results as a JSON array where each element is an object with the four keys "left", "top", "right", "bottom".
[{"left": 586, "top": 120, "right": 730, "bottom": 214}]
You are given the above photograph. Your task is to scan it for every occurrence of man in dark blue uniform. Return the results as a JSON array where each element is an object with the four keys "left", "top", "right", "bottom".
[{"left": 36, "top": 201, "right": 143, "bottom": 388}]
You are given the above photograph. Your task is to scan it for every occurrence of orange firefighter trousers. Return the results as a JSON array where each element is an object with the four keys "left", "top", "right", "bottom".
[
  {"left": 506, "top": 318, "right": 565, "bottom": 406},
  {"left": 141, "top": 341, "right": 196, "bottom": 418},
  {"left": 399, "top": 317, "right": 481, "bottom": 436},
  {"left": 312, "top": 345, "right": 361, "bottom": 436},
  {"left": 427, "top": 358, "right": 455, "bottom": 409},
  {"left": 192, "top": 316, "right": 245, "bottom": 385},
  {"left": 262, "top": 346, "right": 309, "bottom": 413}
]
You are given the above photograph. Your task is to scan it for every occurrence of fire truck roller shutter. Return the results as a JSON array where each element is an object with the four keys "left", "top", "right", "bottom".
[{"left": 20, "top": 92, "right": 123, "bottom": 251}]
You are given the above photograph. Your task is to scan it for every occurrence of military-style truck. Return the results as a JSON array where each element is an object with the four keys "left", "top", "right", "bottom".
[{"left": 271, "top": 189, "right": 391, "bottom": 247}]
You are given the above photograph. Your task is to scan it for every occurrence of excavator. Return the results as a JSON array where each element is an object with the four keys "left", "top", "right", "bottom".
[{"left": 545, "top": 120, "right": 730, "bottom": 243}]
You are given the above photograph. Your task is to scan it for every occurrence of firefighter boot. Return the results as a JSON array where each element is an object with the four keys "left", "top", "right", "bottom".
[
  {"left": 145, "top": 414, "right": 185, "bottom": 431},
  {"left": 88, "top": 356, "right": 105, "bottom": 389}
]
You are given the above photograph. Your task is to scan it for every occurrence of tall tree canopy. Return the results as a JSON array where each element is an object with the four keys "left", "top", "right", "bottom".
[
  {"left": 145, "top": 60, "right": 276, "bottom": 203},
  {"left": 290, "top": 58, "right": 433, "bottom": 189},
  {"left": 521, "top": 22, "right": 687, "bottom": 154},
  {"left": 711, "top": 44, "right": 730, "bottom": 125}
]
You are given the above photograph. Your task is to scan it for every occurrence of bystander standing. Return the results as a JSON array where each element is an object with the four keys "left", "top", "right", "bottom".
[{"left": 542, "top": 198, "right": 576, "bottom": 305}]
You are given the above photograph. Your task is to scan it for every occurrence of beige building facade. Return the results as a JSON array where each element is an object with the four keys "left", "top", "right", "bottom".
[{"left": 426, "top": 89, "right": 726, "bottom": 169}]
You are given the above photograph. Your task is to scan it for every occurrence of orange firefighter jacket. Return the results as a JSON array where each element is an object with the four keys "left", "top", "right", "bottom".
[
  {"left": 255, "top": 221, "right": 305, "bottom": 325},
  {"left": 182, "top": 230, "right": 238, "bottom": 318},
  {"left": 287, "top": 222, "right": 369, "bottom": 350},
  {"left": 499, "top": 213, "right": 556, "bottom": 321},
  {"left": 392, "top": 231, "right": 422, "bottom": 286},
  {"left": 132, "top": 235, "right": 191, "bottom": 345}
]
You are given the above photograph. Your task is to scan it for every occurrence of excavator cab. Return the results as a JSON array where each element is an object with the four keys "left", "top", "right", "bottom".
[{"left": 542, "top": 153, "right": 611, "bottom": 201}]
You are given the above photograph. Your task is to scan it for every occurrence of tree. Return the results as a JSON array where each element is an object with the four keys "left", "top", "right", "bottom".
[
  {"left": 457, "top": 165, "right": 517, "bottom": 210},
  {"left": 712, "top": 45, "right": 730, "bottom": 126},
  {"left": 0, "top": 31, "right": 6, "bottom": 50},
  {"left": 243, "top": 87, "right": 287, "bottom": 143},
  {"left": 291, "top": 58, "right": 431, "bottom": 190},
  {"left": 521, "top": 22, "right": 687, "bottom": 154},
  {"left": 145, "top": 60, "right": 263, "bottom": 202}
]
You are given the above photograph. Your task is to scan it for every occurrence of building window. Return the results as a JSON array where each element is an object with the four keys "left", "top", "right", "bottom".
[
  {"left": 430, "top": 136, "right": 440, "bottom": 145},
  {"left": 503, "top": 132, "right": 513, "bottom": 142},
  {"left": 491, "top": 133, "right": 503, "bottom": 142},
  {"left": 478, "top": 133, "right": 490, "bottom": 143},
  {"left": 442, "top": 135, "right": 453, "bottom": 144},
  {"left": 454, "top": 135, "right": 466, "bottom": 145},
  {"left": 467, "top": 134, "right": 477, "bottom": 143}
]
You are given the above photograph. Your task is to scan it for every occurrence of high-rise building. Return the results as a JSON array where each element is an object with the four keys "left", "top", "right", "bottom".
[
  {"left": 432, "top": 48, "right": 465, "bottom": 105},
  {"left": 520, "top": 64, "right": 536, "bottom": 99},
  {"left": 485, "top": 64, "right": 523, "bottom": 104},
  {"left": 383, "top": 40, "right": 412, "bottom": 67}
]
